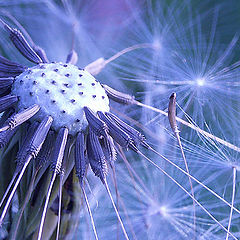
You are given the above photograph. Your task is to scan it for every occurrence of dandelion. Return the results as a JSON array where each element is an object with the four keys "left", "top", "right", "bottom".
[{"left": 0, "top": 1, "right": 240, "bottom": 240}]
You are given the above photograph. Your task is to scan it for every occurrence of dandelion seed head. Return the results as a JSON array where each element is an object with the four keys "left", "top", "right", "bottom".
[
  {"left": 12, "top": 62, "right": 110, "bottom": 135},
  {"left": 195, "top": 77, "right": 206, "bottom": 87}
]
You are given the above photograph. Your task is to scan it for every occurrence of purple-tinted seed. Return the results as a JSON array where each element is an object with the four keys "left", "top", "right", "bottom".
[
  {"left": 78, "top": 83, "right": 82, "bottom": 86},
  {"left": 28, "top": 70, "right": 32, "bottom": 74},
  {"left": 61, "top": 110, "right": 66, "bottom": 114},
  {"left": 92, "top": 95, "right": 96, "bottom": 98},
  {"left": 61, "top": 90, "right": 65, "bottom": 94},
  {"left": 54, "top": 69, "right": 58, "bottom": 72},
  {"left": 45, "top": 90, "right": 50, "bottom": 94},
  {"left": 51, "top": 100, "right": 56, "bottom": 103},
  {"left": 65, "top": 74, "right": 70, "bottom": 77},
  {"left": 50, "top": 127, "right": 68, "bottom": 174},
  {"left": 83, "top": 107, "right": 108, "bottom": 138},
  {"left": 33, "top": 80, "right": 37, "bottom": 85},
  {"left": 75, "top": 119, "right": 80, "bottom": 122},
  {"left": 78, "top": 67, "right": 83, "bottom": 70},
  {"left": 79, "top": 92, "right": 83, "bottom": 95},
  {"left": 20, "top": 80, "right": 23, "bottom": 84},
  {"left": 102, "top": 96, "right": 105, "bottom": 99},
  {"left": 63, "top": 83, "right": 69, "bottom": 87},
  {"left": 7, "top": 104, "right": 40, "bottom": 131},
  {"left": 51, "top": 80, "right": 56, "bottom": 84},
  {"left": 30, "top": 92, "right": 33, "bottom": 96},
  {"left": 91, "top": 83, "right": 95, "bottom": 86},
  {"left": 79, "top": 74, "right": 83, "bottom": 77},
  {"left": 71, "top": 99, "right": 75, "bottom": 103},
  {"left": 41, "top": 73, "right": 45, "bottom": 77},
  {"left": 63, "top": 64, "right": 67, "bottom": 67},
  {"left": 6, "top": 26, "right": 42, "bottom": 64}
]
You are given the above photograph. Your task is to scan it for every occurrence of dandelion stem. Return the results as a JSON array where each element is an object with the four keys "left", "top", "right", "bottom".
[
  {"left": 226, "top": 167, "right": 236, "bottom": 240},
  {"left": 137, "top": 150, "right": 238, "bottom": 240},
  {"left": 104, "top": 179, "right": 130, "bottom": 240},
  {"left": 37, "top": 172, "right": 57, "bottom": 240},
  {"left": 0, "top": 155, "right": 32, "bottom": 226},
  {"left": 56, "top": 175, "right": 63, "bottom": 240},
  {"left": 0, "top": 172, "right": 17, "bottom": 209},
  {"left": 104, "top": 43, "right": 155, "bottom": 65},
  {"left": 134, "top": 100, "right": 240, "bottom": 152},
  {"left": 80, "top": 184, "right": 99, "bottom": 240},
  {"left": 168, "top": 93, "right": 196, "bottom": 238}
]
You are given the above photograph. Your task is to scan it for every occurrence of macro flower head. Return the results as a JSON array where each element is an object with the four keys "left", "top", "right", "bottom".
[{"left": 0, "top": 1, "right": 240, "bottom": 240}]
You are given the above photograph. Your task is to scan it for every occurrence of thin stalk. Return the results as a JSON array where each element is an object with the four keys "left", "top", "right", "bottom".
[
  {"left": 226, "top": 167, "right": 236, "bottom": 240},
  {"left": 0, "top": 155, "right": 32, "bottom": 226},
  {"left": 134, "top": 100, "right": 240, "bottom": 152},
  {"left": 56, "top": 175, "right": 63, "bottom": 240},
  {"left": 104, "top": 179, "right": 130, "bottom": 240},
  {"left": 80, "top": 184, "right": 99, "bottom": 240},
  {"left": 37, "top": 172, "right": 57, "bottom": 240}
]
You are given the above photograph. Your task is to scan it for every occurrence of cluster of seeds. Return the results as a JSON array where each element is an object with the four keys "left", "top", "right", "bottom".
[{"left": 12, "top": 63, "right": 110, "bottom": 135}]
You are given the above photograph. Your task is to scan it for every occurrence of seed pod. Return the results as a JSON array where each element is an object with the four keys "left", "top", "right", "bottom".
[
  {"left": 106, "top": 112, "right": 149, "bottom": 148},
  {"left": 5, "top": 25, "right": 42, "bottom": 63},
  {"left": 87, "top": 127, "right": 108, "bottom": 183},
  {"left": 50, "top": 127, "right": 69, "bottom": 174},
  {"left": 98, "top": 111, "right": 138, "bottom": 152},
  {"left": 83, "top": 106, "right": 108, "bottom": 138},
  {"left": 0, "top": 56, "right": 26, "bottom": 76},
  {"left": 0, "top": 77, "right": 14, "bottom": 89},
  {"left": 168, "top": 92, "right": 179, "bottom": 133},
  {"left": 0, "top": 94, "right": 18, "bottom": 113},
  {"left": 66, "top": 50, "right": 78, "bottom": 65},
  {"left": 0, "top": 104, "right": 40, "bottom": 132},
  {"left": 75, "top": 131, "right": 89, "bottom": 184},
  {"left": 102, "top": 84, "right": 135, "bottom": 105},
  {"left": 27, "top": 116, "right": 53, "bottom": 158},
  {"left": 35, "top": 130, "right": 55, "bottom": 170}
]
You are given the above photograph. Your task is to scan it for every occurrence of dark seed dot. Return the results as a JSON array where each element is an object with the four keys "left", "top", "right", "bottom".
[
  {"left": 41, "top": 73, "right": 45, "bottom": 77},
  {"left": 78, "top": 67, "right": 83, "bottom": 70},
  {"left": 61, "top": 89, "right": 65, "bottom": 93},
  {"left": 28, "top": 70, "right": 32, "bottom": 74},
  {"left": 92, "top": 95, "right": 96, "bottom": 98},
  {"left": 102, "top": 96, "right": 105, "bottom": 99},
  {"left": 54, "top": 69, "right": 59, "bottom": 72},
  {"left": 63, "top": 83, "right": 69, "bottom": 88},
  {"left": 29, "top": 92, "right": 33, "bottom": 96},
  {"left": 79, "top": 74, "right": 83, "bottom": 77},
  {"left": 79, "top": 92, "right": 83, "bottom": 95},
  {"left": 78, "top": 83, "right": 82, "bottom": 86},
  {"left": 61, "top": 110, "right": 66, "bottom": 114},
  {"left": 33, "top": 80, "right": 37, "bottom": 85},
  {"left": 65, "top": 74, "right": 70, "bottom": 77},
  {"left": 51, "top": 61, "right": 56, "bottom": 64},
  {"left": 20, "top": 80, "right": 23, "bottom": 84},
  {"left": 46, "top": 90, "right": 50, "bottom": 94},
  {"left": 91, "top": 83, "right": 95, "bottom": 86},
  {"left": 75, "top": 119, "right": 80, "bottom": 122},
  {"left": 63, "top": 64, "right": 67, "bottom": 67},
  {"left": 51, "top": 100, "right": 56, "bottom": 103},
  {"left": 71, "top": 99, "right": 75, "bottom": 103},
  {"left": 51, "top": 80, "right": 56, "bottom": 85}
]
